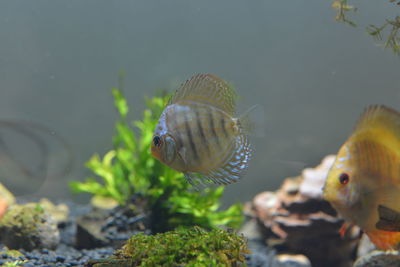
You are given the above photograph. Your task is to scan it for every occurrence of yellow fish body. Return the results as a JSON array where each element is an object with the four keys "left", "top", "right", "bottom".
[
  {"left": 151, "top": 74, "right": 252, "bottom": 185},
  {"left": 323, "top": 105, "right": 400, "bottom": 250}
]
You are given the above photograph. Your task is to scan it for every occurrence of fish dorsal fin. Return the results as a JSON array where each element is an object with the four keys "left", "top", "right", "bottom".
[
  {"left": 169, "top": 74, "right": 237, "bottom": 115},
  {"left": 354, "top": 105, "right": 400, "bottom": 137},
  {"left": 352, "top": 105, "right": 400, "bottom": 152}
]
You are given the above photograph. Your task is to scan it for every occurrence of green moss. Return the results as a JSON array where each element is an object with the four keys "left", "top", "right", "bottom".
[
  {"left": 0, "top": 204, "right": 45, "bottom": 232},
  {"left": 70, "top": 75, "right": 243, "bottom": 232},
  {"left": 87, "top": 227, "right": 250, "bottom": 267}
]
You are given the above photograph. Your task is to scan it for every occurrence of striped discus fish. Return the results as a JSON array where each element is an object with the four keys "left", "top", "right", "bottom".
[{"left": 151, "top": 74, "right": 253, "bottom": 186}]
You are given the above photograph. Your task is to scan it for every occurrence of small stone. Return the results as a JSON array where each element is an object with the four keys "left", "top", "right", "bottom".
[
  {"left": 357, "top": 234, "right": 377, "bottom": 258},
  {"left": 56, "top": 255, "right": 66, "bottom": 262},
  {"left": 38, "top": 198, "right": 69, "bottom": 225},
  {"left": 353, "top": 250, "right": 400, "bottom": 267},
  {"left": 272, "top": 254, "right": 312, "bottom": 267},
  {"left": 90, "top": 195, "right": 119, "bottom": 210}
]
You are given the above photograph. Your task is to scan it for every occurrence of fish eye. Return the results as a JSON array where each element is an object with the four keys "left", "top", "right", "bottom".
[
  {"left": 153, "top": 136, "right": 162, "bottom": 147},
  {"left": 339, "top": 173, "right": 350, "bottom": 185}
]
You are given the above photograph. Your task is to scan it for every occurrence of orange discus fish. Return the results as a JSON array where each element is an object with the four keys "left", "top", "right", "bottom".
[
  {"left": 151, "top": 74, "right": 252, "bottom": 186},
  {"left": 323, "top": 105, "right": 400, "bottom": 250}
]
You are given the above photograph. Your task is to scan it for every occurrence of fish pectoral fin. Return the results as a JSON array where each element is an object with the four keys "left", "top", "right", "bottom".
[
  {"left": 376, "top": 205, "right": 400, "bottom": 232},
  {"left": 237, "top": 104, "right": 265, "bottom": 137},
  {"left": 178, "top": 147, "right": 187, "bottom": 165},
  {"left": 184, "top": 172, "right": 213, "bottom": 191}
]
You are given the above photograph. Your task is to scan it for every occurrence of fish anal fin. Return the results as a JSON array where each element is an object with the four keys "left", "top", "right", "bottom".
[
  {"left": 169, "top": 74, "right": 237, "bottom": 115},
  {"left": 178, "top": 147, "right": 187, "bottom": 165},
  {"left": 203, "top": 134, "right": 252, "bottom": 185},
  {"left": 376, "top": 205, "right": 400, "bottom": 232}
]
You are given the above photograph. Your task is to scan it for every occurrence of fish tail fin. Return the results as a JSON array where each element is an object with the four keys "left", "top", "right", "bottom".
[{"left": 237, "top": 104, "right": 265, "bottom": 137}]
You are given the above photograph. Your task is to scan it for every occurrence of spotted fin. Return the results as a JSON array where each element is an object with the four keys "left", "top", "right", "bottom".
[
  {"left": 182, "top": 134, "right": 251, "bottom": 186},
  {"left": 204, "top": 134, "right": 251, "bottom": 185},
  {"left": 168, "top": 74, "right": 237, "bottom": 115},
  {"left": 376, "top": 205, "right": 400, "bottom": 232}
]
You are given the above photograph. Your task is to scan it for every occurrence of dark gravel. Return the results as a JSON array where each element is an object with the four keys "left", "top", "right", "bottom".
[
  {"left": 0, "top": 200, "right": 276, "bottom": 266},
  {"left": 0, "top": 244, "right": 114, "bottom": 266},
  {"left": 0, "top": 201, "right": 115, "bottom": 266}
]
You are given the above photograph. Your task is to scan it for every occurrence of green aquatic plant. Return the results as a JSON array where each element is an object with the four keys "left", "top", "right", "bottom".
[
  {"left": 87, "top": 226, "right": 250, "bottom": 267},
  {"left": 332, "top": 0, "right": 400, "bottom": 55},
  {"left": 70, "top": 85, "right": 243, "bottom": 232}
]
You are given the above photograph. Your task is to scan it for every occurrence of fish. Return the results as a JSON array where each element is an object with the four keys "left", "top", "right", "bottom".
[
  {"left": 151, "top": 74, "right": 253, "bottom": 186},
  {"left": 323, "top": 105, "right": 400, "bottom": 250}
]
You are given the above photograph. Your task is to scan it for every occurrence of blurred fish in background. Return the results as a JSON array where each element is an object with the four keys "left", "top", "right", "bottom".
[{"left": 0, "top": 120, "right": 73, "bottom": 196}]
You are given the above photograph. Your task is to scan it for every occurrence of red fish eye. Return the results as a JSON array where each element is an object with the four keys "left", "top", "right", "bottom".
[
  {"left": 339, "top": 173, "right": 350, "bottom": 185},
  {"left": 153, "top": 136, "right": 162, "bottom": 147}
]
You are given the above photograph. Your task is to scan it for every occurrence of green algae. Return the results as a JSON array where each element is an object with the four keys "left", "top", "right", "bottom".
[
  {"left": 0, "top": 203, "right": 59, "bottom": 250},
  {"left": 86, "top": 226, "right": 250, "bottom": 267},
  {"left": 0, "top": 204, "right": 45, "bottom": 233}
]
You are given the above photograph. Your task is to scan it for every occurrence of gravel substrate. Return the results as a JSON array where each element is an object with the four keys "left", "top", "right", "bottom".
[
  {"left": 0, "top": 244, "right": 114, "bottom": 267},
  {"left": 0, "top": 200, "right": 278, "bottom": 266}
]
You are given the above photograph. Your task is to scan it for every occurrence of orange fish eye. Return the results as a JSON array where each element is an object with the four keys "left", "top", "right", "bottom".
[
  {"left": 153, "top": 135, "right": 162, "bottom": 148},
  {"left": 339, "top": 173, "right": 350, "bottom": 185}
]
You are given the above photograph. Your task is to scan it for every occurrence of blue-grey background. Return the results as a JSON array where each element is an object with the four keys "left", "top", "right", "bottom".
[{"left": 0, "top": 0, "right": 399, "bottom": 205}]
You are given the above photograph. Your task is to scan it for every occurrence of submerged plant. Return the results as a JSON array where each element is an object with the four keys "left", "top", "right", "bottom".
[
  {"left": 332, "top": 0, "right": 400, "bottom": 55},
  {"left": 87, "top": 226, "right": 250, "bottom": 267},
  {"left": 70, "top": 84, "right": 243, "bottom": 232}
]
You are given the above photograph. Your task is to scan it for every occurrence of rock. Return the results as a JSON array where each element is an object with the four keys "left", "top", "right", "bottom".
[
  {"left": 353, "top": 250, "right": 400, "bottom": 267},
  {"left": 76, "top": 208, "right": 109, "bottom": 249},
  {"left": 0, "top": 203, "right": 60, "bottom": 250},
  {"left": 76, "top": 204, "right": 149, "bottom": 249},
  {"left": 299, "top": 155, "right": 336, "bottom": 198},
  {"left": 38, "top": 198, "right": 69, "bottom": 225},
  {"left": 246, "top": 155, "right": 361, "bottom": 267},
  {"left": 272, "top": 254, "right": 312, "bottom": 267},
  {"left": 240, "top": 218, "right": 266, "bottom": 241},
  {"left": 357, "top": 234, "right": 377, "bottom": 258},
  {"left": 0, "top": 183, "right": 15, "bottom": 219},
  {"left": 91, "top": 195, "right": 119, "bottom": 210}
]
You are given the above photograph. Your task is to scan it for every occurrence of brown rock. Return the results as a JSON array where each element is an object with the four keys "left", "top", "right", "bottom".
[{"left": 246, "top": 155, "right": 361, "bottom": 267}]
